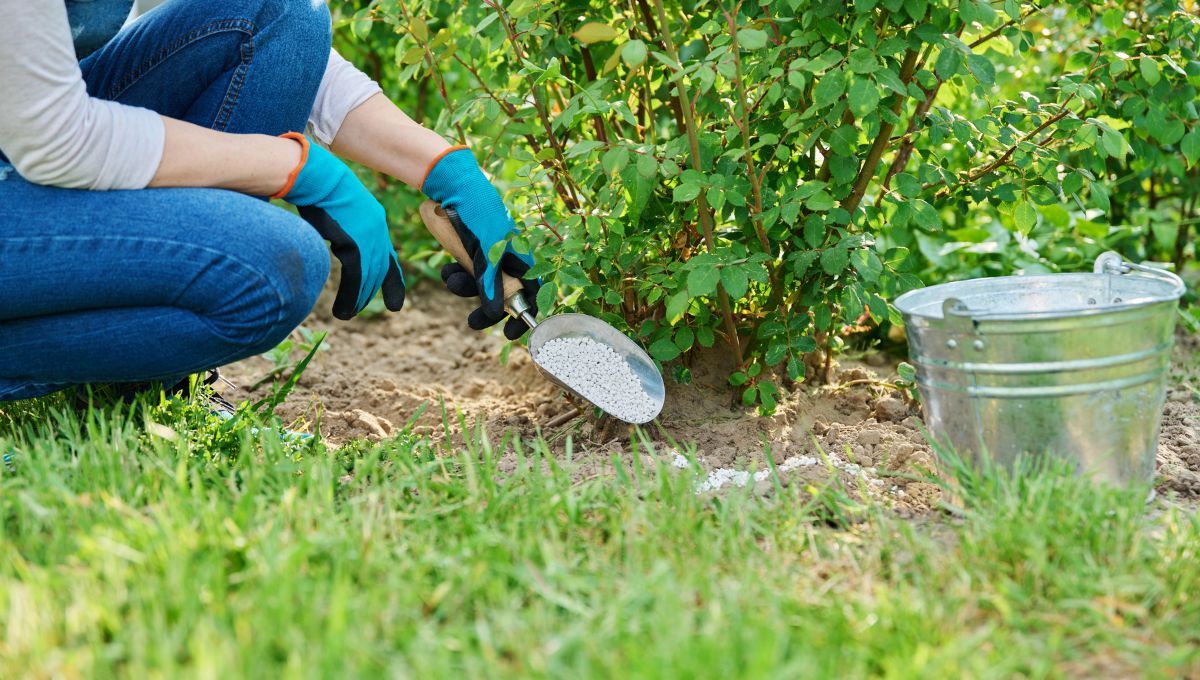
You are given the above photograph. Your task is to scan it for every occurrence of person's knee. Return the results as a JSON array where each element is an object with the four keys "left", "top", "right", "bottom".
[
  {"left": 198, "top": 207, "right": 329, "bottom": 356},
  {"left": 250, "top": 218, "right": 329, "bottom": 351},
  {"left": 258, "top": 0, "right": 332, "bottom": 62}
]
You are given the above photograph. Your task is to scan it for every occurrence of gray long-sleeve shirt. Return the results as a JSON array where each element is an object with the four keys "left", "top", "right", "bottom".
[{"left": 0, "top": 1, "right": 380, "bottom": 190}]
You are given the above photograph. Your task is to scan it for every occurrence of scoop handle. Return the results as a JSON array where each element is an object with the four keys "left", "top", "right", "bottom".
[{"left": 418, "top": 200, "right": 526, "bottom": 302}]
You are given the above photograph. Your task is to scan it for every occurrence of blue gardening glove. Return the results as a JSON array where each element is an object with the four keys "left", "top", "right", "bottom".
[
  {"left": 280, "top": 135, "right": 406, "bottom": 320},
  {"left": 422, "top": 147, "right": 540, "bottom": 338}
]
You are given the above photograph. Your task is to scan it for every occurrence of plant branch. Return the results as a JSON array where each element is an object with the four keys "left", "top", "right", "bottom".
[
  {"left": 651, "top": 0, "right": 743, "bottom": 365},
  {"left": 843, "top": 47, "right": 920, "bottom": 218}
]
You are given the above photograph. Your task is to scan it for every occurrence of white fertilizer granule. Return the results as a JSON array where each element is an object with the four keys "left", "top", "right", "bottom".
[
  {"left": 535, "top": 337, "right": 660, "bottom": 423},
  {"left": 693, "top": 455, "right": 820, "bottom": 494}
]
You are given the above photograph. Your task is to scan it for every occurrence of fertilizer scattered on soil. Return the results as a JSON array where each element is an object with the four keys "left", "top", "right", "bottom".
[
  {"left": 222, "top": 282, "right": 1200, "bottom": 514},
  {"left": 692, "top": 455, "right": 816, "bottom": 493},
  {"left": 534, "top": 336, "right": 659, "bottom": 423}
]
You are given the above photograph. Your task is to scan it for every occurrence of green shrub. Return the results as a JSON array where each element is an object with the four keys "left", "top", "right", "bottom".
[{"left": 337, "top": 0, "right": 1198, "bottom": 411}]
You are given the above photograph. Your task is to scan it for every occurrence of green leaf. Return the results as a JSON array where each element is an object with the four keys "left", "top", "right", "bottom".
[
  {"left": 399, "top": 46, "right": 424, "bottom": 66},
  {"left": 566, "top": 140, "right": 604, "bottom": 157},
  {"left": 742, "top": 386, "right": 758, "bottom": 407},
  {"left": 898, "top": 362, "right": 917, "bottom": 382},
  {"left": 935, "top": 48, "right": 962, "bottom": 80},
  {"left": 814, "top": 305, "right": 832, "bottom": 332},
  {"left": 1101, "top": 127, "right": 1126, "bottom": 158},
  {"left": 665, "top": 290, "right": 689, "bottom": 323},
  {"left": 1013, "top": 200, "right": 1037, "bottom": 234},
  {"left": 805, "top": 191, "right": 836, "bottom": 211},
  {"left": 687, "top": 266, "right": 721, "bottom": 297},
  {"left": 847, "top": 49, "right": 878, "bottom": 74},
  {"left": 636, "top": 153, "right": 658, "bottom": 179},
  {"left": 737, "top": 28, "right": 770, "bottom": 50},
  {"left": 729, "top": 371, "right": 748, "bottom": 386},
  {"left": 960, "top": 0, "right": 996, "bottom": 24},
  {"left": 893, "top": 173, "right": 921, "bottom": 198},
  {"left": 911, "top": 199, "right": 940, "bottom": 230},
  {"left": 409, "top": 17, "right": 429, "bottom": 42},
  {"left": 813, "top": 69, "right": 847, "bottom": 107},
  {"left": 966, "top": 54, "right": 995, "bottom": 86},
  {"left": 792, "top": 335, "right": 818, "bottom": 353},
  {"left": 883, "top": 246, "right": 910, "bottom": 268},
  {"left": 601, "top": 146, "right": 630, "bottom": 174},
  {"left": 674, "top": 327, "right": 695, "bottom": 352},
  {"left": 720, "top": 266, "right": 749, "bottom": 299},
  {"left": 673, "top": 183, "right": 701, "bottom": 202},
  {"left": 507, "top": 0, "right": 536, "bottom": 18},
  {"left": 351, "top": 8, "right": 373, "bottom": 40},
  {"left": 1061, "top": 171, "right": 1084, "bottom": 196},
  {"left": 622, "top": 40, "right": 648, "bottom": 68},
  {"left": 1182, "top": 129, "right": 1200, "bottom": 167},
  {"left": 850, "top": 249, "right": 882, "bottom": 283},
  {"left": 874, "top": 67, "right": 907, "bottom": 96},
  {"left": 847, "top": 78, "right": 880, "bottom": 117},
  {"left": 764, "top": 341, "right": 788, "bottom": 366},
  {"left": 649, "top": 338, "right": 681, "bottom": 362},
  {"left": 535, "top": 281, "right": 557, "bottom": 315},
  {"left": 757, "top": 382, "right": 778, "bottom": 413},
  {"left": 1139, "top": 57, "right": 1161, "bottom": 86},
  {"left": 821, "top": 247, "right": 849, "bottom": 275},
  {"left": 787, "top": 356, "right": 804, "bottom": 380},
  {"left": 803, "top": 50, "right": 842, "bottom": 73}
]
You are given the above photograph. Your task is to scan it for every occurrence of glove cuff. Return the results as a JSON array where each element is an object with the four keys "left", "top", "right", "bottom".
[
  {"left": 278, "top": 137, "right": 348, "bottom": 207},
  {"left": 421, "top": 146, "right": 478, "bottom": 201},
  {"left": 270, "top": 133, "right": 309, "bottom": 199}
]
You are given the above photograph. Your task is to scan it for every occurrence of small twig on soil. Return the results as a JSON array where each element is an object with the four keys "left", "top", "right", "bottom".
[
  {"left": 545, "top": 408, "right": 583, "bottom": 429},
  {"left": 831, "top": 379, "right": 906, "bottom": 393}
]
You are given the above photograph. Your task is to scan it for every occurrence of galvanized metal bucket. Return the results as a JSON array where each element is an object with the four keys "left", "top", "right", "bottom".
[{"left": 894, "top": 252, "right": 1186, "bottom": 487}]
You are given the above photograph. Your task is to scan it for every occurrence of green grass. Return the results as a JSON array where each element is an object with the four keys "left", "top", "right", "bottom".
[{"left": 1, "top": 394, "right": 1199, "bottom": 678}]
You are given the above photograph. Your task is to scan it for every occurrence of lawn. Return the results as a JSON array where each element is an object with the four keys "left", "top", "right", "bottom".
[{"left": 2, "top": 393, "right": 1198, "bottom": 678}]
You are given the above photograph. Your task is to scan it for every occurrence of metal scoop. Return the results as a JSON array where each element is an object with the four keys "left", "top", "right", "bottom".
[{"left": 419, "top": 201, "right": 665, "bottom": 424}]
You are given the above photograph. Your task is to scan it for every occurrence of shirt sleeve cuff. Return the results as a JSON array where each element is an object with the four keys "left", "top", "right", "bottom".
[{"left": 308, "top": 49, "right": 383, "bottom": 146}]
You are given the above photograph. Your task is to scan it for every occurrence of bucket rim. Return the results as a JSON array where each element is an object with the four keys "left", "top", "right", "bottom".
[{"left": 895, "top": 269, "right": 1185, "bottom": 322}]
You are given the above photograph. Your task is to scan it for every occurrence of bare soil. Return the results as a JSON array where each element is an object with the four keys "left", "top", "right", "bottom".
[{"left": 223, "top": 283, "right": 1199, "bottom": 514}]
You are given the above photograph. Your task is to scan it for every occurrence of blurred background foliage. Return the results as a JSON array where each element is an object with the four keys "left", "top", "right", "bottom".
[{"left": 331, "top": 0, "right": 1199, "bottom": 411}]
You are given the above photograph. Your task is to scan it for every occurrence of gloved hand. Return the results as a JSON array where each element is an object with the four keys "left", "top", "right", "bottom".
[
  {"left": 422, "top": 146, "right": 540, "bottom": 338},
  {"left": 275, "top": 133, "right": 406, "bottom": 320},
  {"left": 440, "top": 261, "right": 538, "bottom": 340}
]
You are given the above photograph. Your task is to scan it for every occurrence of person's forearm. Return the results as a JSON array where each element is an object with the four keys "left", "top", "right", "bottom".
[
  {"left": 329, "top": 93, "right": 451, "bottom": 189},
  {"left": 150, "top": 117, "right": 300, "bottom": 196}
]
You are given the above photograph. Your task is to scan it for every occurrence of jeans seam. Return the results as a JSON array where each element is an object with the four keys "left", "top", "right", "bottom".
[
  {"left": 106, "top": 18, "right": 259, "bottom": 101},
  {"left": 0, "top": 234, "right": 290, "bottom": 350},
  {"left": 213, "top": 39, "right": 254, "bottom": 132}
]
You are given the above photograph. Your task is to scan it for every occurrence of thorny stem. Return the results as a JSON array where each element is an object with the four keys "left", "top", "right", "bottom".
[
  {"left": 884, "top": 7, "right": 1045, "bottom": 188},
  {"left": 725, "top": 6, "right": 773, "bottom": 256},
  {"left": 1175, "top": 191, "right": 1196, "bottom": 271},
  {"left": 650, "top": 0, "right": 744, "bottom": 366},
  {"left": 578, "top": 46, "right": 611, "bottom": 144},
  {"left": 726, "top": 4, "right": 786, "bottom": 312},
  {"left": 926, "top": 51, "right": 1104, "bottom": 197},
  {"left": 487, "top": 1, "right": 584, "bottom": 211},
  {"left": 634, "top": 0, "right": 686, "bottom": 130},
  {"left": 842, "top": 47, "right": 920, "bottom": 218},
  {"left": 397, "top": 0, "right": 465, "bottom": 145}
]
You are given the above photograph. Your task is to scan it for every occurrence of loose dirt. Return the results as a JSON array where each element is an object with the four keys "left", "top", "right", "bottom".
[{"left": 223, "top": 283, "right": 1199, "bottom": 514}]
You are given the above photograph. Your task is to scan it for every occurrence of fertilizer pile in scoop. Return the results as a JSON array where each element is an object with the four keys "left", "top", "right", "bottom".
[{"left": 535, "top": 337, "right": 660, "bottom": 423}]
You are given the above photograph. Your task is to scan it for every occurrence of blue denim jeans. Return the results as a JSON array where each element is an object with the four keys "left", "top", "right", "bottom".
[{"left": 0, "top": 0, "right": 334, "bottom": 401}]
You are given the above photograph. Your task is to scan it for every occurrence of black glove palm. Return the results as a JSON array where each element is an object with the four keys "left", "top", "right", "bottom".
[{"left": 440, "top": 258, "right": 539, "bottom": 341}]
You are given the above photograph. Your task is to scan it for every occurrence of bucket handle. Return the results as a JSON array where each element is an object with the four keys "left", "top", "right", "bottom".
[
  {"left": 1094, "top": 251, "right": 1186, "bottom": 297},
  {"left": 940, "top": 252, "right": 1184, "bottom": 326}
]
